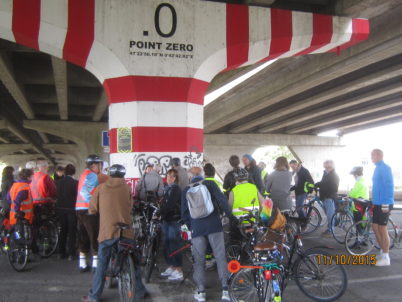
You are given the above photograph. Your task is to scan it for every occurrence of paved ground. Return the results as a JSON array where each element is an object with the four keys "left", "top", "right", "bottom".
[{"left": 1, "top": 210, "right": 402, "bottom": 302}]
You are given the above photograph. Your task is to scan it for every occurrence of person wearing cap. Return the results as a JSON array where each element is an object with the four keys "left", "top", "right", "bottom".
[
  {"left": 289, "top": 160, "right": 314, "bottom": 218},
  {"left": 76, "top": 155, "right": 103, "bottom": 273},
  {"left": 135, "top": 164, "right": 163, "bottom": 202},
  {"left": 181, "top": 167, "right": 233, "bottom": 302},
  {"left": 82, "top": 164, "right": 148, "bottom": 302},
  {"left": 171, "top": 158, "right": 189, "bottom": 190},
  {"left": 242, "top": 154, "right": 264, "bottom": 194}
]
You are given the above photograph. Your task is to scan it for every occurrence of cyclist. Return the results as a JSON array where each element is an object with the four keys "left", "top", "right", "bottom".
[
  {"left": 82, "top": 164, "right": 148, "bottom": 302},
  {"left": 371, "top": 149, "right": 394, "bottom": 266},
  {"left": 7, "top": 169, "right": 34, "bottom": 226},
  {"left": 289, "top": 160, "right": 314, "bottom": 218},
  {"left": 348, "top": 166, "right": 369, "bottom": 224},
  {"left": 135, "top": 164, "right": 163, "bottom": 203},
  {"left": 223, "top": 155, "right": 240, "bottom": 198},
  {"left": 204, "top": 163, "right": 223, "bottom": 192},
  {"left": 242, "top": 154, "right": 264, "bottom": 194},
  {"left": 30, "top": 160, "right": 56, "bottom": 207},
  {"left": 76, "top": 155, "right": 102, "bottom": 273}
]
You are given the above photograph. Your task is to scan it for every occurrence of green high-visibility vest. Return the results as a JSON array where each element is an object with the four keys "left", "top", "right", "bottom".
[
  {"left": 349, "top": 177, "right": 369, "bottom": 212},
  {"left": 232, "top": 182, "right": 260, "bottom": 217},
  {"left": 205, "top": 177, "right": 223, "bottom": 192}
]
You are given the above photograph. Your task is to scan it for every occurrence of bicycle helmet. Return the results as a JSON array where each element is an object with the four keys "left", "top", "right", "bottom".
[
  {"left": 350, "top": 166, "right": 363, "bottom": 176},
  {"left": 233, "top": 168, "right": 249, "bottom": 181},
  {"left": 109, "top": 164, "right": 126, "bottom": 178},
  {"left": 85, "top": 154, "right": 103, "bottom": 167}
]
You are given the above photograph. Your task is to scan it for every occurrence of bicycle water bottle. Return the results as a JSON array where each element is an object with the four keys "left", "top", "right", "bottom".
[{"left": 272, "top": 280, "right": 281, "bottom": 302}]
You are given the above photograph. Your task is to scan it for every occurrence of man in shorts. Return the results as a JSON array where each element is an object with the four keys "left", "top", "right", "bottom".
[{"left": 371, "top": 149, "right": 394, "bottom": 266}]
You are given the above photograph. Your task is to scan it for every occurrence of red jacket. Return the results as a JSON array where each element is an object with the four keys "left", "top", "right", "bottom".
[{"left": 30, "top": 172, "right": 57, "bottom": 204}]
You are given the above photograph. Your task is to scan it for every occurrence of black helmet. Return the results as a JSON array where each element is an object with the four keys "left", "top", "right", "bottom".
[
  {"left": 350, "top": 166, "right": 363, "bottom": 176},
  {"left": 233, "top": 168, "right": 249, "bottom": 181},
  {"left": 86, "top": 154, "right": 103, "bottom": 167},
  {"left": 171, "top": 157, "right": 181, "bottom": 167},
  {"left": 109, "top": 164, "right": 126, "bottom": 178}
]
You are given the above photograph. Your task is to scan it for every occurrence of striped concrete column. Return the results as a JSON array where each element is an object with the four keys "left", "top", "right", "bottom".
[{"left": 0, "top": 0, "right": 369, "bottom": 181}]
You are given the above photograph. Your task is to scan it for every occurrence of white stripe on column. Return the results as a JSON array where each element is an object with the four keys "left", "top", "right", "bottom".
[
  {"left": 247, "top": 6, "right": 271, "bottom": 65},
  {"left": 279, "top": 11, "right": 313, "bottom": 58},
  {"left": 111, "top": 151, "right": 203, "bottom": 179},
  {"left": 310, "top": 16, "right": 353, "bottom": 54},
  {"left": 38, "top": 0, "right": 68, "bottom": 58},
  {"left": 109, "top": 101, "right": 203, "bottom": 129},
  {"left": 0, "top": 0, "right": 15, "bottom": 42}
]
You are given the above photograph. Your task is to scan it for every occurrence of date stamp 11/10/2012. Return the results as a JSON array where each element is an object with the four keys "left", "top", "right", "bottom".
[{"left": 316, "top": 254, "right": 377, "bottom": 265}]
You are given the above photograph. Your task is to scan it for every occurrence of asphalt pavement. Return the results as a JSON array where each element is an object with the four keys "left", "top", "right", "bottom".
[{"left": 1, "top": 209, "right": 402, "bottom": 302}]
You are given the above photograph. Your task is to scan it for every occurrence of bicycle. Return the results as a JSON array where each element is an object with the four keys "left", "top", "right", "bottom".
[
  {"left": 330, "top": 197, "right": 354, "bottom": 244},
  {"left": 33, "top": 203, "right": 60, "bottom": 258},
  {"left": 344, "top": 199, "right": 398, "bottom": 256},
  {"left": 291, "top": 189, "right": 323, "bottom": 235},
  {"left": 7, "top": 211, "right": 33, "bottom": 272},
  {"left": 104, "top": 223, "right": 141, "bottom": 302},
  {"left": 229, "top": 215, "right": 348, "bottom": 302}
]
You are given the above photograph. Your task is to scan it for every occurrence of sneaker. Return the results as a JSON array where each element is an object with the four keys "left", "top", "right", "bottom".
[
  {"left": 222, "top": 290, "right": 230, "bottom": 301},
  {"left": 194, "top": 291, "right": 206, "bottom": 302},
  {"left": 161, "top": 267, "right": 174, "bottom": 277},
  {"left": 375, "top": 257, "right": 390, "bottom": 267},
  {"left": 168, "top": 270, "right": 183, "bottom": 281},
  {"left": 321, "top": 230, "right": 332, "bottom": 238}
]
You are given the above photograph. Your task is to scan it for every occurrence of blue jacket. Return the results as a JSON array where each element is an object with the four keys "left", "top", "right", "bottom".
[
  {"left": 372, "top": 160, "right": 394, "bottom": 205},
  {"left": 181, "top": 176, "right": 232, "bottom": 238}
]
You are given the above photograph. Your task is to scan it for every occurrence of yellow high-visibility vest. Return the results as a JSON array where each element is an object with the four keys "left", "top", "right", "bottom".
[{"left": 232, "top": 182, "right": 260, "bottom": 217}]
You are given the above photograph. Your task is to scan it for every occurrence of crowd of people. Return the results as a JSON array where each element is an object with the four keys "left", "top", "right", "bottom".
[{"left": 0, "top": 148, "right": 395, "bottom": 302}]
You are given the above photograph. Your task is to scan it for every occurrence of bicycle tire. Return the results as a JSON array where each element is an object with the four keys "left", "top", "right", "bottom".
[
  {"left": 35, "top": 220, "right": 59, "bottom": 258},
  {"left": 302, "top": 206, "right": 322, "bottom": 235},
  {"left": 345, "top": 220, "right": 374, "bottom": 256},
  {"left": 331, "top": 211, "right": 354, "bottom": 244},
  {"left": 294, "top": 249, "right": 347, "bottom": 302},
  {"left": 229, "top": 268, "right": 272, "bottom": 302},
  {"left": 143, "top": 239, "right": 155, "bottom": 283},
  {"left": 373, "top": 217, "right": 397, "bottom": 250},
  {"left": 7, "top": 231, "right": 29, "bottom": 272},
  {"left": 105, "top": 257, "right": 115, "bottom": 289},
  {"left": 118, "top": 254, "right": 136, "bottom": 302}
]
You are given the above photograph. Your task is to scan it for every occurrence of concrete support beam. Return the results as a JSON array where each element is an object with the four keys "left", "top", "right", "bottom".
[
  {"left": 0, "top": 136, "right": 10, "bottom": 143},
  {"left": 24, "top": 120, "right": 108, "bottom": 160},
  {"left": 92, "top": 92, "right": 108, "bottom": 122},
  {"left": 204, "top": 4, "right": 402, "bottom": 133},
  {"left": 51, "top": 57, "right": 68, "bottom": 120},
  {"left": 0, "top": 144, "right": 31, "bottom": 155},
  {"left": 0, "top": 52, "right": 35, "bottom": 119},
  {"left": 0, "top": 154, "right": 44, "bottom": 167},
  {"left": 232, "top": 60, "right": 402, "bottom": 133}
]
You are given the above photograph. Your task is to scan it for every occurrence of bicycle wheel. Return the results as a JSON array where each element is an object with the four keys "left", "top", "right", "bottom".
[
  {"left": 35, "top": 220, "right": 59, "bottom": 258},
  {"left": 105, "top": 257, "right": 115, "bottom": 289},
  {"left": 229, "top": 268, "right": 272, "bottom": 302},
  {"left": 373, "top": 217, "right": 397, "bottom": 250},
  {"left": 331, "top": 212, "right": 354, "bottom": 244},
  {"left": 345, "top": 220, "right": 374, "bottom": 255},
  {"left": 7, "top": 230, "right": 29, "bottom": 272},
  {"left": 302, "top": 206, "right": 322, "bottom": 235},
  {"left": 294, "top": 249, "right": 347, "bottom": 302},
  {"left": 118, "top": 254, "right": 136, "bottom": 302},
  {"left": 143, "top": 239, "right": 156, "bottom": 283}
]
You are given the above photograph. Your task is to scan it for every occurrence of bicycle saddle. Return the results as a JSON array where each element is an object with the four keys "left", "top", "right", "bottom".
[
  {"left": 254, "top": 241, "right": 276, "bottom": 252},
  {"left": 116, "top": 223, "right": 130, "bottom": 230}
]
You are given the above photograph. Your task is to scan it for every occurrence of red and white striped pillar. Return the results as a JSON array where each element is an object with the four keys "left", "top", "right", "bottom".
[{"left": 0, "top": 0, "right": 369, "bottom": 182}]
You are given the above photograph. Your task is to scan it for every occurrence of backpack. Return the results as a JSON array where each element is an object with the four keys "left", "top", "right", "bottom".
[{"left": 186, "top": 181, "right": 214, "bottom": 219}]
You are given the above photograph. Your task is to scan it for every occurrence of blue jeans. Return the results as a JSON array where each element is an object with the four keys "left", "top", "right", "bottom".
[
  {"left": 89, "top": 238, "right": 147, "bottom": 301},
  {"left": 296, "top": 193, "right": 307, "bottom": 218},
  {"left": 162, "top": 221, "right": 183, "bottom": 267},
  {"left": 323, "top": 199, "right": 335, "bottom": 232}
]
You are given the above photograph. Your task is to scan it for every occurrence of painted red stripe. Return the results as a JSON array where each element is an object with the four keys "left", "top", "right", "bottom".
[
  {"left": 328, "top": 18, "right": 369, "bottom": 53},
  {"left": 63, "top": 0, "right": 95, "bottom": 67},
  {"left": 109, "top": 127, "right": 203, "bottom": 153},
  {"left": 226, "top": 4, "right": 249, "bottom": 69},
  {"left": 12, "top": 0, "right": 41, "bottom": 50},
  {"left": 259, "top": 9, "right": 292, "bottom": 63},
  {"left": 103, "top": 76, "right": 209, "bottom": 105},
  {"left": 295, "top": 13, "right": 333, "bottom": 56}
]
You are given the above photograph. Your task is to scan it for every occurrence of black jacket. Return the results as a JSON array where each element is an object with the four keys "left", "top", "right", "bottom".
[
  {"left": 56, "top": 176, "right": 78, "bottom": 211},
  {"left": 294, "top": 166, "right": 314, "bottom": 196},
  {"left": 317, "top": 170, "right": 339, "bottom": 200},
  {"left": 246, "top": 164, "right": 264, "bottom": 194},
  {"left": 160, "top": 183, "right": 182, "bottom": 222}
]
